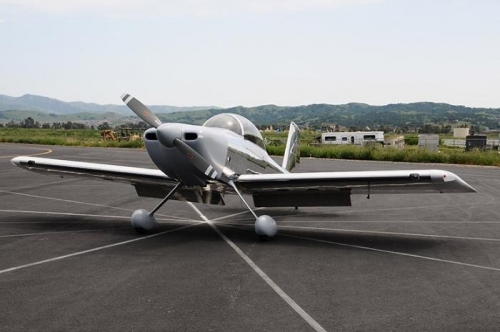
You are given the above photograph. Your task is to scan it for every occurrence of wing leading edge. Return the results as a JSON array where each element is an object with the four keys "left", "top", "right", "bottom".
[
  {"left": 235, "top": 170, "right": 476, "bottom": 207},
  {"left": 12, "top": 156, "right": 476, "bottom": 208},
  {"left": 10, "top": 156, "right": 225, "bottom": 205}
]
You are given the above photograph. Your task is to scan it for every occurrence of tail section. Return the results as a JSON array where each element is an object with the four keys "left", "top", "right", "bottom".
[{"left": 282, "top": 122, "right": 300, "bottom": 172}]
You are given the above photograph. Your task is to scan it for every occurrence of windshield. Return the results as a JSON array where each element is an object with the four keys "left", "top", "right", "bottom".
[{"left": 203, "top": 113, "right": 265, "bottom": 149}]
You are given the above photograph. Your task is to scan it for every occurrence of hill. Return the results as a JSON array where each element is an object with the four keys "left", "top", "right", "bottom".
[
  {"left": 1, "top": 94, "right": 499, "bottom": 130},
  {"left": 0, "top": 110, "right": 132, "bottom": 124},
  {"left": 0, "top": 94, "right": 220, "bottom": 115},
  {"left": 160, "top": 102, "right": 500, "bottom": 130}
]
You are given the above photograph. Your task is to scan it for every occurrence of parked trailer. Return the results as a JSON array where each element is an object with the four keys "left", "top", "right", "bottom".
[{"left": 321, "top": 132, "right": 384, "bottom": 145}]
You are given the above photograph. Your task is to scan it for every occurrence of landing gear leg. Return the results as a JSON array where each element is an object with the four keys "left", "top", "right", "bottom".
[
  {"left": 131, "top": 182, "right": 183, "bottom": 234},
  {"left": 228, "top": 180, "right": 277, "bottom": 240}
]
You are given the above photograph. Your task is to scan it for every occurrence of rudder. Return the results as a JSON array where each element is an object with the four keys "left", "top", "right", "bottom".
[{"left": 282, "top": 122, "right": 300, "bottom": 172}]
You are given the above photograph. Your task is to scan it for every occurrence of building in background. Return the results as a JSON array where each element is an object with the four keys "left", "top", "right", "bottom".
[
  {"left": 465, "top": 135, "right": 487, "bottom": 151},
  {"left": 454, "top": 128, "right": 470, "bottom": 138},
  {"left": 418, "top": 134, "right": 439, "bottom": 151},
  {"left": 321, "top": 132, "right": 384, "bottom": 145}
]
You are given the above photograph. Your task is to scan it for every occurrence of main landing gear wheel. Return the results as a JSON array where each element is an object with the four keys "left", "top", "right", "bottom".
[
  {"left": 130, "top": 182, "right": 183, "bottom": 234},
  {"left": 131, "top": 209, "right": 158, "bottom": 234},
  {"left": 255, "top": 215, "right": 277, "bottom": 241},
  {"left": 226, "top": 180, "right": 279, "bottom": 240}
]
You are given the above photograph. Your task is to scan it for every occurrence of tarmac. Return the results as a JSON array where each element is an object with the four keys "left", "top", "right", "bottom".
[{"left": 1, "top": 143, "right": 500, "bottom": 331}]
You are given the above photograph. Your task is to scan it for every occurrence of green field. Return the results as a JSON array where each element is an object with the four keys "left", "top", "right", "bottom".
[
  {"left": 0, "top": 128, "right": 143, "bottom": 148},
  {"left": 266, "top": 130, "right": 500, "bottom": 167},
  {"left": 266, "top": 144, "right": 500, "bottom": 167},
  {"left": 1, "top": 128, "right": 499, "bottom": 166}
]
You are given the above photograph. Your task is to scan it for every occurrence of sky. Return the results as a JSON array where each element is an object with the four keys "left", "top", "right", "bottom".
[{"left": 0, "top": 0, "right": 499, "bottom": 108}]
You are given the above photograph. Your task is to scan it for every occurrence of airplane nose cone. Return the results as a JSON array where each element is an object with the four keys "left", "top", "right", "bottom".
[{"left": 156, "top": 124, "right": 182, "bottom": 148}]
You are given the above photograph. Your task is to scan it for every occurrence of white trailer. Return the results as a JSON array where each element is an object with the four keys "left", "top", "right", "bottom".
[{"left": 321, "top": 131, "right": 384, "bottom": 145}]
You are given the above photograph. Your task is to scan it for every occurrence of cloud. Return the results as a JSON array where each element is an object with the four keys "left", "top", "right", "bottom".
[{"left": 0, "top": 0, "right": 383, "bottom": 17}]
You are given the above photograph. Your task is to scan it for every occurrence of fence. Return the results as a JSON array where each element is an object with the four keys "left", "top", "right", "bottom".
[{"left": 443, "top": 139, "right": 500, "bottom": 148}]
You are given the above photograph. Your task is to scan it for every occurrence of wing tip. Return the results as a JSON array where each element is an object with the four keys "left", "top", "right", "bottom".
[
  {"left": 441, "top": 170, "right": 477, "bottom": 193},
  {"left": 10, "top": 156, "right": 21, "bottom": 166}
]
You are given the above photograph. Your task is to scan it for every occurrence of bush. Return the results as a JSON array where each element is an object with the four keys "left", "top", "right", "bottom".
[{"left": 267, "top": 141, "right": 500, "bottom": 167}]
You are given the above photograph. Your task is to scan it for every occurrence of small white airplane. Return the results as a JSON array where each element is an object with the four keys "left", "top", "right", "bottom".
[{"left": 11, "top": 93, "right": 476, "bottom": 240}]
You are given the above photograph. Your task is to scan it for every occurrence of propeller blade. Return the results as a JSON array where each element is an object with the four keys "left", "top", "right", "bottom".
[
  {"left": 173, "top": 138, "right": 219, "bottom": 180},
  {"left": 121, "top": 93, "right": 162, "bottom": 128}
]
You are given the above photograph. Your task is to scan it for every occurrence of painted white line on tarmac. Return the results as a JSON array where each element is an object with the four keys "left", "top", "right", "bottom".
[
  {"left": 187, "top": 202, "right": 327, "bottom": 332},
  {"left": 212, "top": 222, "right": 500, "bottom": 272},
  {"left": 0, "top": 190, "right": 191, "bottom": 221},
  {"left": 283, "top": 233, "right": 500, "bottom": 273},
  {"left": 0, "top": 209, "right": 196, "bottom": 223},
  {"left": 292, "top": 203, "right": 490, "bottom": 216},
  {"left": 0, "top": 223, "right": 201, "bottom": 275},
  {"left": 0, "top": 190, "right": 136, "bottom": 211},
  {"left": 0, "top": 148, "right": 53, "bottom": 159},
  {"left": 0, "top": 209, "right": 130, "bottom": 220},
  {"left": 0, "top": 227, "right": 129, "bottom": 238},
  {"left": 279, "top": 225, "right": 500, "bottom": 242},
  {"left": 211, "top": 208, "right": 265, "bottom": 222},
  {"left": 278, "top": 220, "right": 500, "bottom": 224},
  {"left": 214, "top": 220, "right": 500, "bottom": 226}
]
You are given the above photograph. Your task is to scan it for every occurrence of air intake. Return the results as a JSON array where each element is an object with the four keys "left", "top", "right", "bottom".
[{"left": 184, "top": 133, "right": 198, "bottom": 140}]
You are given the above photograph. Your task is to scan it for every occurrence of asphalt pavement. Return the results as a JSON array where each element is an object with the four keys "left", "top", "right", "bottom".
[{"left": 1, "top": 143, "right": 500, "bottom": 331}]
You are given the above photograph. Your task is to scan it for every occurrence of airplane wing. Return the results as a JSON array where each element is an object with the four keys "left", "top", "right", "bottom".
[
  {"left": 12, "top": 156, "right": 476, "bottom": 208},
  {"left": 10, "top": 156, "right": 225, "bottom": 205},
  {"left": 235, "top": 170, "right": 476, "bottom": 207}
]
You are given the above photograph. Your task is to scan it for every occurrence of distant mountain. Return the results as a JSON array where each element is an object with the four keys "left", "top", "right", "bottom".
[
  {"left": 0, "top": 94, "right": 220, "bottom": 115},
  {"left": 0, "top": 94, "right": 84, "bottom": 114},
  {"left": 1, "top": 94, "right": 499, "bottom": 129},
  {"left": 0, "top": 110, "right": 131, "bottom": 124},
  {"left": 161, "top": 102, "right": 500, "bottom": 129}
]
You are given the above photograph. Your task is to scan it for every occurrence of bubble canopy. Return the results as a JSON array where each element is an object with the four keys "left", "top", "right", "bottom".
[{"left": 203, "top": 113, "right": 265, "bottom": 149}]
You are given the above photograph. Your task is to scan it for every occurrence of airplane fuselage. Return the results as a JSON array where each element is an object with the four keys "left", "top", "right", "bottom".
[{"left": 143, "top": 121, "right": 285, "bottom": 187}]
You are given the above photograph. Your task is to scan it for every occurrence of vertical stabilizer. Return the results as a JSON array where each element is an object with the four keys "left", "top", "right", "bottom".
[{"left": 282, "top": 122, "right": 300, "bottom": 172}]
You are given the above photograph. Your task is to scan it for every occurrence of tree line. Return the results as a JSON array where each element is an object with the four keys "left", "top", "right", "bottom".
[
  {"left": 0, "top": 116, "right": 486, "bottom": 135},
  {"left": 0, "top": 117, "right": 150, "bottom": 131}
]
